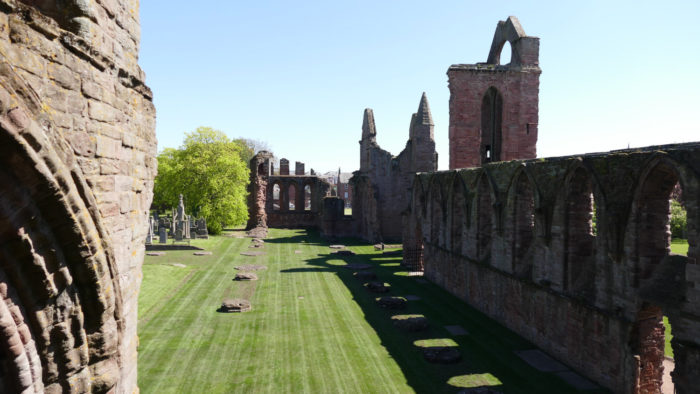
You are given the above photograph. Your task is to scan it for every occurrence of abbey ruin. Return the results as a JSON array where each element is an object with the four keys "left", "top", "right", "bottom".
[
  {"left": 0, "top": 0, "right": 697, "bottom": 392},
  {"left": 249, "top": 16, "right": 699, "bottom": 394},
  {"left": 0, "top": 0, "right": 155, "bottom": 392}
]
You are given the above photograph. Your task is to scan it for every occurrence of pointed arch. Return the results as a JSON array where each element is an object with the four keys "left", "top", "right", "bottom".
[
  {"left": 476, "top": 171, "right": 495, "bottom": 260},
  {"left": 480, "top": 87, "right": 503, "bottom": 163},
  {"left": 451, "top": 174, "right": 469, "bottom": 255},
  {"left": 429, "top": 179, "right": 445, "bottom": 247},
  {"left": 626, "top": 156, "right": 691, "bottom": 289},
  {"left": 562, "top": 166, "right": 598, "bottom": 296},
  {"left": 0, "top": 84, "right": 125, "bottom": 390},
  {"left": 507, "top": 168, "right": 536, "bottom": 278}
]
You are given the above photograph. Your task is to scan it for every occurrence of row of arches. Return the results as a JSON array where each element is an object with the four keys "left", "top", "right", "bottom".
[
  {"left": 409, "top": 152, "right": 699, "bottom": 393},
  {"left": 269, "top": 180, "right": 314, "bottom": 212},
  {"left": 414, "top": 155, "right": 696, "bottom": 300}
]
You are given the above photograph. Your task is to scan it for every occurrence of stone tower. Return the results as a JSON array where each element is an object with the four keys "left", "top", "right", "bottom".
[
  {"left": 409, "top": 92, "right": 438, "bottom": 172},
  {"left": 0, "top": 1, "right": 155, "bottom": 392},
  {"left": 352, "top": 93, "right": 437, "bottom": 243},
  {"left": 448, "top": 16, "right": 540, "bottom": 169}
]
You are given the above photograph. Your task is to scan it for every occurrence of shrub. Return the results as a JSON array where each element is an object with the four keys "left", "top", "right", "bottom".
[{"left": 670, "top": 199, "right": 687, "bottom": 239}]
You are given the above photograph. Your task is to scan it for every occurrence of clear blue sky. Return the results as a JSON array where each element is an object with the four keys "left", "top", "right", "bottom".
[{"left": 139, "top": 1, "right": 700, "bottom": 173}]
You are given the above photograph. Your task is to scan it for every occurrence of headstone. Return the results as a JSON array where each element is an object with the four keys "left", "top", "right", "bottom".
[
  {"left": 196, "top": 218, "right": 209, "bottom": 238},
  {"left": 145, "top": 216, "right": 154, "bottom": 244},
  {"left": 159, "top": 227, "right": 167, "bottom": 243},
  {"left": 176, "top": 194, "right": 186, "bottom": 221}
]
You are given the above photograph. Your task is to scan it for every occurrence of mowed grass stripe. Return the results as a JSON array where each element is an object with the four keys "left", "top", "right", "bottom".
[
  {"left": 318, "top": 270, "right": 399, "bottom": 394},
  {"left": 140, "top": 229, "right": 592, "bottom": 393},
  {"left": 313, "top": 265, "right": 368, "bottom": 393},
  {"left": 304, "top": 268, "right": 346, "bottom": 392},
  {"left": 140, "top": 238, "right": 242, "bottom": 392}
]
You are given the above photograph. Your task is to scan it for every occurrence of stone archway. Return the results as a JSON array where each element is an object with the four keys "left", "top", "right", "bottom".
[{"left": 0, "top": 105, "right": 124, "bottom": 392}]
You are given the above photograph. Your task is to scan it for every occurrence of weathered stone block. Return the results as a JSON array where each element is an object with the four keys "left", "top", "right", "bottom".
[{"left": 95, "top": 135, "right": 121, "bottom": 159}]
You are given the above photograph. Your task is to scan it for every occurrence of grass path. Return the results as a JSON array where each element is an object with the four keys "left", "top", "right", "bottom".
[{"left": 139, "top": 229, "right": 606, "bottom": 393}]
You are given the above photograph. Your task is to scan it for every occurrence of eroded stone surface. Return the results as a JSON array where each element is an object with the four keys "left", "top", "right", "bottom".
[
  {"left": 146, "top": 252, "right": 165, "bottom": 256},
  {"left": 194, "top": 251, "right": 213, "bottom": 256},
  {"left": 376, "top": 296, "right": 407, "bottom": 310},
  {"left": 234, "top": 273, "right": 258, "bottom": 281},
  {"left": 219, "top": 299, "right": 251, "bottom": 313},
  {"left": 0, "top": 1, "right": 155, "bottom": 392},
  {"left": 392, "top": 315, "right": 428, "bottom": 331}
]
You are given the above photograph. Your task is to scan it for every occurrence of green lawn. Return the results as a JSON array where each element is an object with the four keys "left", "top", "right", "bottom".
[
  {"left": 663, "top": 239, "right": 688, "bottom": 359},
  {"left": 138, "top": 229, "right": 607, "bottom": 393},
  {"left": 671, "top": 239, "right": 689, "bottom": 256}
]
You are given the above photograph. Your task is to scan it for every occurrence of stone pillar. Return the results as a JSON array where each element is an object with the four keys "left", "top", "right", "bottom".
[
  {"left": 280, "top": 158, "right": 290, "bottom": 175},
  {"left": 295, "top": 161, "right": 305, "bottom": 175},
  {"left": 246, "top": 151, "right": 274, "bottom": 230}
]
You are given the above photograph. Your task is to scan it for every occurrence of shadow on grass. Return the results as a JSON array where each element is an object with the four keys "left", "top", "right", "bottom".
[{"left": 277, "top": 229, "right": 609, "bottom": 394}]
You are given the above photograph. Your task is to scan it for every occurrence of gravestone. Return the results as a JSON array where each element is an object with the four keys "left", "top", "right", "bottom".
[
  {"left": 145, "top": 216, "right": 154, "bottom": 244},
  {"left": 159, "top": 227, "right": 167, "bottom": 244},
  {"left": 196, "top": 218, "right": 209, "bottom": 239}
]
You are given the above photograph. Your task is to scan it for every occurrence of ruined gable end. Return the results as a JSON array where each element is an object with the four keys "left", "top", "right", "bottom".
[{"left": 448, "top": 16, "right": 540, "bottom": 169}]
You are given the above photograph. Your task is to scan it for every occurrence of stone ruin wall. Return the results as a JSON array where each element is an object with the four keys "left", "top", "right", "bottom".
[
  {"left": 350, "top": 93, "right": 437, "bottom": 243},
  {"left": 0, "top": 0, "right": 155, "bottom": 392},
  {"left": 404, "top": 144, "right": 700, "bottom": 393},
  {"left": 448, "top": 16, "right": 539, "bottom": 169},
  {"left": 246, "top": 152, "right": 331, "bottom": 232}
]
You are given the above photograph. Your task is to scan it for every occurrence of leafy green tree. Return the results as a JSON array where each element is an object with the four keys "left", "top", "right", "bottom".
[
  {"left": 153, "top": 127, "right": 250, "bottom": 234},
  {"left": 670, "top": 199, "right": 687, "bottom": 239}
]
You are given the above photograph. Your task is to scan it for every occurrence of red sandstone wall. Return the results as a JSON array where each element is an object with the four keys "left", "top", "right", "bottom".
[
  {"left": 448, "top": 67, "right": 540, "bottom": 169},
  {"left": 407, "top": 144, "right": 700, "bottom": 393}
]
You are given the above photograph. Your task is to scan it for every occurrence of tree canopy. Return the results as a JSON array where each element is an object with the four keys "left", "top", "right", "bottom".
[{"left": 153, "top": 127, "right": 251, "bottom": 234}]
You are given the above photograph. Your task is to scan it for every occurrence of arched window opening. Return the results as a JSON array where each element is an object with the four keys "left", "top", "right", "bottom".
[
  {"left": 480, "top": 87, "right": 503, "bottom": 164},
  {"left": 288, "top": 184, "right": 297, "bottom": 211},
  {"left": 452, "top": 181, "right": 466, "bottom": 255},
  {"left": 634, "top": 163, "right": 680, "bottom": 286},
  {"left": 272, "top": 183, "right": 281, "bottom": 211},
  {"left": 626, "top": 163, "right": 689, "bottom": 393},
  {"left": 564, "top": 168, "right": 596, "bottom": 296},
  {"left": 477, "top": 176, "right": 493, "bottom": 260},
  {"left": 304, "top": 185, "right": 312, "bottom": 211},
  {"left": 513, "top": 174, "right": 535, "bottom": 277},
  {"left": 670, "top": 182, "right": 687, "bottom": 244},
  {"left": 499, "top": 40, "right": 512, "bottom": 65}
]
